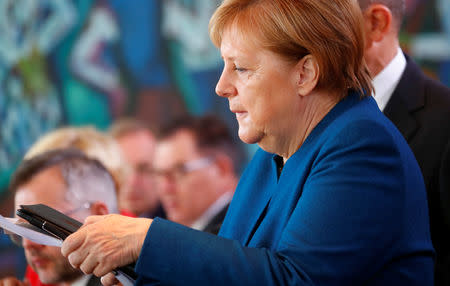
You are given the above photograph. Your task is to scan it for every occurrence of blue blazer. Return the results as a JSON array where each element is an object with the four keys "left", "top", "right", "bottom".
[{"left": 135, "top": 93, "right": 434, "bottom": 285}]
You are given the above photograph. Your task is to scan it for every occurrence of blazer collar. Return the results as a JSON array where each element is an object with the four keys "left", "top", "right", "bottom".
[{"left": 383, "top": 55, "right": 425, "bottom": 141}]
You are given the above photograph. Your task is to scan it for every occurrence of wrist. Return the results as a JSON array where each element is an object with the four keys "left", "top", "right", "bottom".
[{"left": 133, "top": 218, "right": 152, "bottom": 261}]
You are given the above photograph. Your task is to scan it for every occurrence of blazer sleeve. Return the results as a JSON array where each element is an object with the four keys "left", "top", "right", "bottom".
[{"left": 134, "top": 121, "right": 433, "bottom": 286}]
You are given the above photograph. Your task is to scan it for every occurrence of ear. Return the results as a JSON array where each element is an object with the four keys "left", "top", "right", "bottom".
[
  {"left": 89, "top": 201, "right": 109, "bottom": 215},
  {"left": 295, "top": 54, "right": 319, "bottom": 96},
  {"left": 363, "top": 4, "right": 392, "bottom": 46}
]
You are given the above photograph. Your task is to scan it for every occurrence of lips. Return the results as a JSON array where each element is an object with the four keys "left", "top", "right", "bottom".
[
  {"left": 31, "top": 257, "right": 49, "bottom": 268},
  {"left": 230, "top": 107, "right": 246, "bottom": 114},
  {"left": 231, "top": 110, "right": 247, "bottom": 120}
]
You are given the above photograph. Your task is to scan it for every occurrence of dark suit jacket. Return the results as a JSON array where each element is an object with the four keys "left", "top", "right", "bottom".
[
  {"left": 201, "top": 204, "right": 229, "bottom": 235},
  {"left": 383, "top": 56, "right": 450, "bottom": 286}
]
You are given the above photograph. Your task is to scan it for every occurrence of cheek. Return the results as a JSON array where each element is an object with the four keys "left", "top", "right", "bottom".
[
  {"left": 178, "top": 178, "right": 203, "bottom": 204},
  {"left": 177, "top": 185, "right": 194, "bottom": 206},
  {"left": 246, "top": 97, "right": 273, "bottom": 128}
]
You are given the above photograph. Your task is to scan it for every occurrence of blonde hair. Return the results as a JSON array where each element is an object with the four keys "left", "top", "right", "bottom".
[
  {"left": 209, "top": 0, "right": 373, "bottom": 97},
  {"left": 109, "top": 117, "right": 155, "bottom": 139},
  {"left": 25, "top": 126, "right": 126, "bottom": 193}
]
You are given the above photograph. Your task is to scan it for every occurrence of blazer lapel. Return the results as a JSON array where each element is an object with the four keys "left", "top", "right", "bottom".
[
  {"left": 219, "top": 152, "right": 278, "bottom": 245},
  {"left": 383, "top": 55, "right": 425, "bottom": 142}
]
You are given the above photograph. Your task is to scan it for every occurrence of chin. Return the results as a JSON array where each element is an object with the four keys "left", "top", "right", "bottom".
[
  {"left": 238, "top": 128, "right": 263, "bottom": 145},
  {"left": 36, "top": 271, "right": 57, "bottom": 285}
]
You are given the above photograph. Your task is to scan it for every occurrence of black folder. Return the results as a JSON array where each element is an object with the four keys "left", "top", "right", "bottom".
[{"left": 17, "top": 204, "right": 137, "bottom": 280}]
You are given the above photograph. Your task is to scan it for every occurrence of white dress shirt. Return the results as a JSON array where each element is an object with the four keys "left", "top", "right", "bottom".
[
  {"left": 372, "top": 48, "right": 407, "bottom": 111},
  {"left": 190, "top": 192, "right": 233, "bottom": 231}
]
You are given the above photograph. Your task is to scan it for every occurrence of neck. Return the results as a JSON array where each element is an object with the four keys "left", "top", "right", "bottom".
[
  {"left": 281, "top": 91, "right": 340, "bottom": 162},
  {"left": 366, "top": 35, "right": 400, "bottom": 77}
]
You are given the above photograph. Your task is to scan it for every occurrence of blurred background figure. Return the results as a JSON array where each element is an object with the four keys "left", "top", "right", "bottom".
[
  {"left": 24, "top": 126, "right": 126, "bottom": 195},
  {"left": 13, "top": 125, "right": 126, "bottom": 286},
  {"left": 358, "top": 1, "right": 450, "bottom": 284},
  {"left": 153, "top": 115, "right": 240, "bottom": 234},
  {"left": 110, "top": 118, "right": 165, "bottom": 219},
  {"left": 0, "top": 149, "right": 118, "bottom": 286}
]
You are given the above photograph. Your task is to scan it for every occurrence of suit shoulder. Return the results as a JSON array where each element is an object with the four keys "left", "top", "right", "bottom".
[{"left": 423, "top": 76, "right": 450, "bottom": 108}]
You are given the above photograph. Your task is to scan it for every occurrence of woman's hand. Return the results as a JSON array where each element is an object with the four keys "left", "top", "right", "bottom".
[
  {"left": 61, "top": 214, "right": 152, "bottom": 277},
  {"left": 100, "top": 272, "right": 120, "bottom": 286}
]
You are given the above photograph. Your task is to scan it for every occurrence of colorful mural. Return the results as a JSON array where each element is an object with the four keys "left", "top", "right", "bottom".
[{"left": 401, "top": 0, "right": 450, "bottom": 85}]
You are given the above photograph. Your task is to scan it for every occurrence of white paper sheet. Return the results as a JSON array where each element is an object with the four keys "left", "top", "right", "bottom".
[
  {"left": 0, "top": 214, "right": 62, "bottom": 246},
  {"left": 0, "top": 214, "right": 135, "bottom": 286}
]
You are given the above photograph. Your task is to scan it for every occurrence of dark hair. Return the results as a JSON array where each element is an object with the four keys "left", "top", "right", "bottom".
[
  {"left": 10, "top": 148, "right": 118, "bottom": 213},
  {"left": 158, "top": 115, "right": 241, "bottom": 171}
]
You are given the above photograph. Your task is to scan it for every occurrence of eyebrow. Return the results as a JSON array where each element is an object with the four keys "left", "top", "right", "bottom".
[{"left": 222, "top": 55, "right": 236, "bottom": 61}]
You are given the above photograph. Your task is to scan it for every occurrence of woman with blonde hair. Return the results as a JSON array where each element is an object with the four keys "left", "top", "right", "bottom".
[
  {"left": 61, "top": 1, "right": 434, "bottom": 285},
  {"left": 25, "top": 126, "right": 126, "bottom": 194}
]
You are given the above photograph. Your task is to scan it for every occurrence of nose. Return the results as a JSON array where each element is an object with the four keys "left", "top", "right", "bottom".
[
  {"left": 130, "top": 171, "right": 142, "bottom": 188},
  {"left": 215, "top": 68, "right": 236, "bottom": 98},
  {"left": 161, "top": 174, "right": 175, "bottom": 188},
  {"left": 156, "top": 175, "right": 177, "bottom": 195}
]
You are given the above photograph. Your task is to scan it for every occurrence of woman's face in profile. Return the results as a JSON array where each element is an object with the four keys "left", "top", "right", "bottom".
[{"left": 215, "top": 28, "right": 300, "bottom": 152}]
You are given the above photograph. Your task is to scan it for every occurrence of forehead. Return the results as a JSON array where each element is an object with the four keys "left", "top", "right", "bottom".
[
  {"left": 14, "top": 166, "right": 68, "bottom": 210},
  {"left": 118, "top": 130, "right": 155, "bottom": 162},
  {"left": 220, "top": 26, "right": 259, "bottom": 58},
  {"left": 154, "top": 130, "right": 201, "bottom": 167},
  {"left": 220, "top": 25, "right": 290, "bottom": 68}
]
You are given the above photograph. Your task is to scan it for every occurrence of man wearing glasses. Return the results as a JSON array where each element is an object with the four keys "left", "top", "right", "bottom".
[
  {"left": 153, "top": 115, "right": 241, "bottom": 234},
  {"left": 110, "top": 118, "right": 166, "bottom": 219},
  {"left": 0, "top": 149, "right": 118, "bottom": 286}
]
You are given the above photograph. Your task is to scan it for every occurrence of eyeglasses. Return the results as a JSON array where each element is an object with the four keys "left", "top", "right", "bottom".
[
  {"left": 153, "top": 157, "right": 215, "bottom": 183},
  {"left": 125, "top": 162, "right": 154, "bottom": 177},
  {"left": 63, "top": 202, "right": 92, "bottom": 216},
  {"left": 4, "top": 202, "right": 92, "bottom": 247}
]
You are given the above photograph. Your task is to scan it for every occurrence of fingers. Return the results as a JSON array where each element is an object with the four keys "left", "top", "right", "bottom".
[
  {"left": 84, "top": 215, "right": 105, "bottom": 225},
  {"left": 93, "top": 261, "right": 115, "bottom": 278},
  {"left": 78, "top": 252, "right": 99, "bottom": 275},
  {"left": 62, "top": 215, "right": 107, "bottom": 258},
  {"left": 100, "top": 273, "right": 119, "bottom": 286},
  {"left": 0, "top": 277, "right": 26, "bottom": 286},
  {"left": 78, "top": 252, "right": 114, "bottom": 277},
  {"left": 61, "top": 214, "right": 147, "bottom": 277},
  {"left": 61, "top": 228, "right": 86, "bottom": 259}
]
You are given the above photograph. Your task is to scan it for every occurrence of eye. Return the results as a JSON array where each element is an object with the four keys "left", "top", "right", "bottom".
[{"left": 233, "top": 64, "right": 247, "bottom": 73}]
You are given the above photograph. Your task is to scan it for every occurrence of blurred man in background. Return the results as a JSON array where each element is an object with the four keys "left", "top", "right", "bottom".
[
  {"left": 0, "top": 149, "right": 118, "bottom": 286},
  {"left": 7, "top": 125, "right": 127, "bottom": 286},
  {"left": 110, "top": 118, "right": 165, "bottom": 218},
  {"left": 358, "top": 1, "right": 450, "bottom": 284},
  {"left": 153, "top": 115, "right": 240, "bottom": 234}
]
